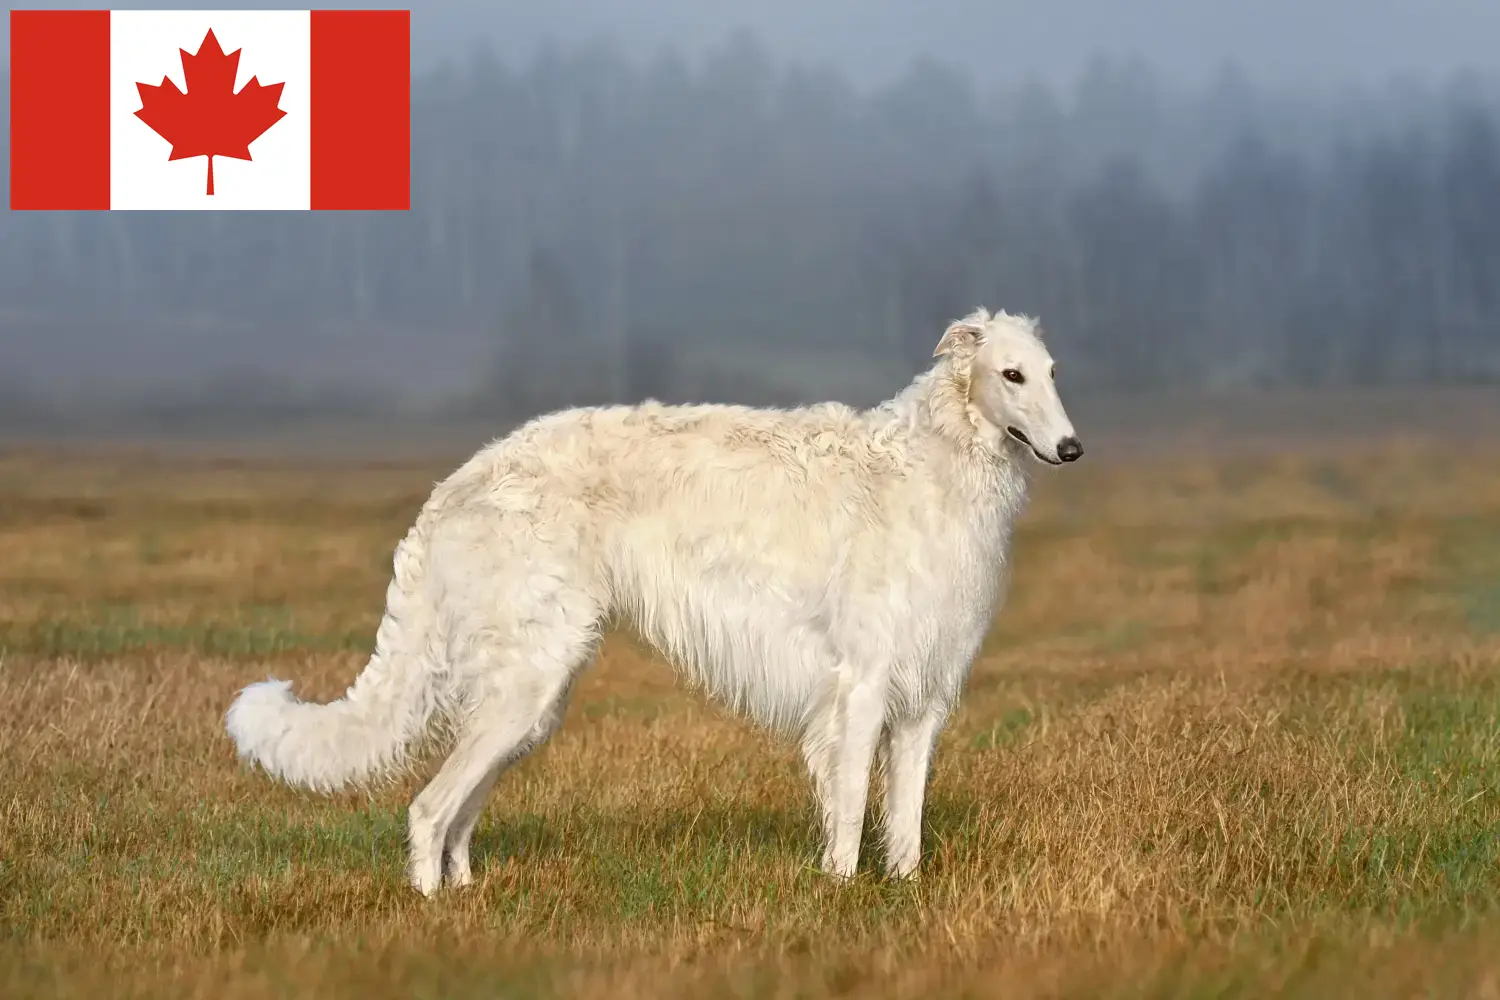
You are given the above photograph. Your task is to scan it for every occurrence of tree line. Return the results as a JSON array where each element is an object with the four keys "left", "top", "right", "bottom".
[{"left": 2, "top": 34, "right": 1498, "bottom": 425}]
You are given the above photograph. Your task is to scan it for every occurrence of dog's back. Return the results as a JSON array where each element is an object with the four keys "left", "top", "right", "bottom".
[{"left": 425, "top": 396, "right": 948, "bottom": 729}]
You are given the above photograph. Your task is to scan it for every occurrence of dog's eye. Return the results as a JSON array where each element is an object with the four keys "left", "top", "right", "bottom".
[
  {"left": 1001, "top": 369, "right": 1025, "bottom": 385},
  {"left": 1049, "top": 365, "right": 1057, "bottom": 381}
]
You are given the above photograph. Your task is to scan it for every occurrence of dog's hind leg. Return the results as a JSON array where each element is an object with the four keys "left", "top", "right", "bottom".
[
  {"left": 441, "top": 675, "right": 575, "bottom": 888},
  {"left": 405, "top": 594, "right": 600, "bottom": 896}
]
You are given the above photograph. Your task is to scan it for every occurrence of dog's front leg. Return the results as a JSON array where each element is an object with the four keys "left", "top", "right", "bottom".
[
  {"left": 821, "top": 666, "right": 889, "bottom": 879},
  {"left": 881, "top": 707, "right": 946, "bottom": 879}
]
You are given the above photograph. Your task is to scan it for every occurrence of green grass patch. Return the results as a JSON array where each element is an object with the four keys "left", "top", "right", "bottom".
[{"left": 0, "top": 604, "right": 371, "bottom": 658}]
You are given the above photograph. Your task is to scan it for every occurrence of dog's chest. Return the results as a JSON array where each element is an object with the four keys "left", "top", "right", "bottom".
[{"left": 887, "top": 484, "right": 1021, "bottom": 698}]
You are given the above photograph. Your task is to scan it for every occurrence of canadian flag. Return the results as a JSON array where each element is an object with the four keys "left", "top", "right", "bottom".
[{"left": 10, "top": 9, "right": 409, "bottom": 210}]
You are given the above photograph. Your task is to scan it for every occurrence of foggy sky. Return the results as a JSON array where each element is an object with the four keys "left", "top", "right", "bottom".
[
  {"left": 5, "top": 0, "right": 1500, "bottom": 419},
  {"left": 4, "top": 0, "right": 1499, "bottom": 91},
  {"left": 425, "top": 0, "right": 1500, "bottom": 93}
]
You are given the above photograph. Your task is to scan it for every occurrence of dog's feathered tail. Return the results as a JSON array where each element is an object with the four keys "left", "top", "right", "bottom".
[{"left": 225, "top": 518, "right": 443, "bottom": 793}]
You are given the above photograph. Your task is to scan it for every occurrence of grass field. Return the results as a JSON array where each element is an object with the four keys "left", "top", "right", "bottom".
[{"left": 2, "top": 443, "right": 1499, "bottom": 998}]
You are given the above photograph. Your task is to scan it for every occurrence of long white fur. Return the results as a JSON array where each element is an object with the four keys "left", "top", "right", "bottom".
[{"left": 225, "top": 307, "right": 1081, "bottom": 894}]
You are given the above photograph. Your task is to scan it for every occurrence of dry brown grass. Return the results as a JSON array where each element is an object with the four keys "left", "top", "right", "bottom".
[{"left": 2, "top": 445, "right": 1499, "bottom": 998}]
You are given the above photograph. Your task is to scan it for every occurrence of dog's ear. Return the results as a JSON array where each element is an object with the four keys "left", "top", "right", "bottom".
[{"left": 932, "top": 310, "right": 989, "bottom": 359}]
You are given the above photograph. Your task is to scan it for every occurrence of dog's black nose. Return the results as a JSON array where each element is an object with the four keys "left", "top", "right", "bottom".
[{"left": 1057, "top": 437, "right": 1084, "bottom": 462}]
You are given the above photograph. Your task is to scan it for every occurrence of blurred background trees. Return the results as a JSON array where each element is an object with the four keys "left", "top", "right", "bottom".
[{"left": 4, "top": 39, "right": 1499, "bottom": 426}]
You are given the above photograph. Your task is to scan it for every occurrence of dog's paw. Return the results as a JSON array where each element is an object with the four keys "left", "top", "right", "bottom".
[
  {"left": 818, "top": 854, "right": 860, "bottom": 882},
  {"left": 408, "top": 862, "right": 444, "bottom": 897}
]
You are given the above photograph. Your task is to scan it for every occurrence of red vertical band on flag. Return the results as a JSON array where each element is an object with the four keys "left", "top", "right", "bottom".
[
  {"left": 310, "top": 9, "right": 410, "bottom": 210},
  {"left": 10, "top": 10, "right": 112, "bottom": 210}
]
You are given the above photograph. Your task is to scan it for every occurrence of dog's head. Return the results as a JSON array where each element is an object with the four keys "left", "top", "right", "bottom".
[{"left": 932, "top": 308, "right": 1083, "bottom": 466}]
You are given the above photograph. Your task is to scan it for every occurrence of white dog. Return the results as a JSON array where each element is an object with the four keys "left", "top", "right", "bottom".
[{"left": 225, "top": 307, "right": 1083, "bottom": 894}]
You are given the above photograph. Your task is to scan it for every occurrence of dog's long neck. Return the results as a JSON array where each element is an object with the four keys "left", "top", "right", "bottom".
[{"left": 867, "top": 359, "right": 1030, "bottom": 511}]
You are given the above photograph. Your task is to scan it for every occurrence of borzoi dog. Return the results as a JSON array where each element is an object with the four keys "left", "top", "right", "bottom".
[{"left": 225, "top": 307, "right": 1083, "bottom": 894}]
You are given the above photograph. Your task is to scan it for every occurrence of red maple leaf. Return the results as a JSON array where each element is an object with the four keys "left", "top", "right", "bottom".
[{"left": 134, "top": 29, "right": 287, "bottom": 196}]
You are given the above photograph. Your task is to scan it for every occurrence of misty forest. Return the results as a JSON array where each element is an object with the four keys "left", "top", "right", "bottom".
[{"left": 4, "top": 32, "right": 1500, "bottom": 428}]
